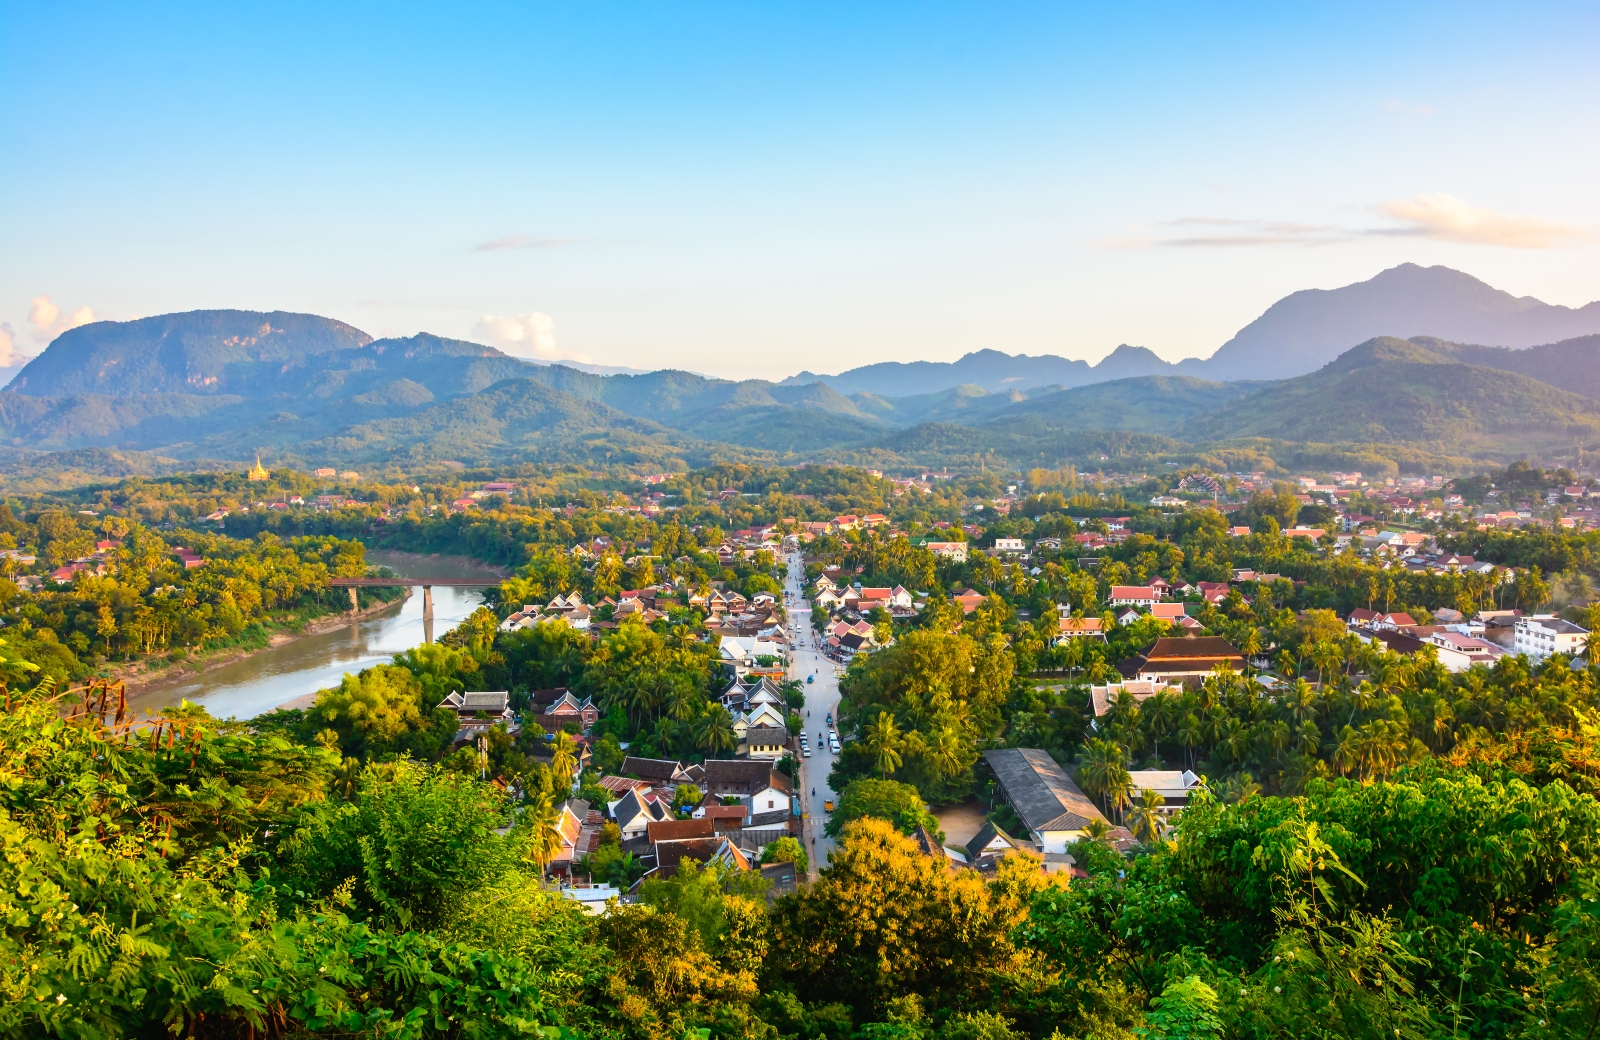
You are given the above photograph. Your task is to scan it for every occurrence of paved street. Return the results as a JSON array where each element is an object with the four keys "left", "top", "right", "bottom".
[{"left": 784, "top": 548, "right": 844, "bottom": 873}]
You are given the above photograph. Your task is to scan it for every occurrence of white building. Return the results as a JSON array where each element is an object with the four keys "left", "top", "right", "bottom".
[
  {"left": 1513, "top": 616, "right": 1589, "bottom": 660},
  {"left": 1429, "top": 631, "right": 1505, "bottom": 672}
]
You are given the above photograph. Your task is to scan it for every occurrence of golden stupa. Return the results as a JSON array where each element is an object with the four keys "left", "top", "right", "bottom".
[{"left": 247, "top": 455, "right": 270, "bottom": 481}]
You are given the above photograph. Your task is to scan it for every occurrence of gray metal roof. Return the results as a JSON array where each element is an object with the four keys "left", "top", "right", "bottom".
[{"left": 984, "top": 748, "right": 1108, "bottom": 834}]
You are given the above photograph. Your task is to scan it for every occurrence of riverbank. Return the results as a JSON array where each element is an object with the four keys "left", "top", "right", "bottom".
[{"left": 104, "top": 590, "right": 411, "bottom": 691}]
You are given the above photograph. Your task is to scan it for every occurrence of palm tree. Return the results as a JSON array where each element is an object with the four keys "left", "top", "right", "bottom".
[
  {"left": 1237, "top": 627, "right": 1263, "bottom": 675},
  {"left": 1215, "top": 718, "right": 1250, "bottom": 768},
  {"left": 1332, "top": 725, "right": 1360, "bottom": 777},
  {"left": 1077, "top": 738, "right": 1131, "bottom": 818},
  {"left": 1061, "top": 635, "right": 1085, "bottom": 678},
  {"left": 928, "top": 722, "right": 966, "bottom": 779},
  {"left": 1176, "top": 714, "right": 1202, "bottom": 769},
  {"left": 522, "top": 797, "right": 565, "bottom": 874},
  {"left": 1142, "top": 692, "right": 1178, "bottom": 764},
  {"left": 1346, "top": 680, "right": 1378, "bottom": 727},
  {"left": 1082, "top": 818, "right": 1112, "bottom": 843},
  {"left": 693, "top": 705, "right": 736, "bottom": 755},
  {"left": 1284, "top": 678, "right": 1319, "bottom": 726},
  {"left": 1126, "top": 787, "right": 1168, "bottom": 844},
  {"left": 1308, "top": 640, "right": 1344, "bottom": 688},
  {"left": 864, "top": 711, "right": 904, "bottom": 778},
  {"left": 550, "top": 732, "right": 579, "bottom": 788},
  {"left": 1583, "top": 602, "right": 1600, "bottom": 663}
]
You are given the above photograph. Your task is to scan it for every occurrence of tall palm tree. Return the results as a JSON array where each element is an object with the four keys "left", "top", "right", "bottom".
[
  {"left": 1176, "top": 714, "right": 1202, "bottom": 769},
  {"left": 1346, "top": 680, "right": 1378, "bottom": 727},
  {"left": 928, "top": 722, "right": 966, "bottom": 779},
  {"left": 1237, "top": 627, "right": 1262, "bottom": 675},
  {"left": 864, "top": 711, "right": 904, "bottom": 778},
  {"left": 1308, "top": 640, "right": 1344, "bottom": 688},
  {"left": 1061, "top": 635, "right": 1085, "bottom": 678},
  {"left": 522, "top": 797, "right": 565, "bottom": 874},
  {"left": 1142, "top": 693, "right": 1178, "bottom": 764},
  {"left": 550, "top": 732, "right": 579, "bottom": 788}
]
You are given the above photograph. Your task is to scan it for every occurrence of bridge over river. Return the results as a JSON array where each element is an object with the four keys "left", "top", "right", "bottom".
[{"left": 328, "top": 576, "right": 501, "bottom": 623}]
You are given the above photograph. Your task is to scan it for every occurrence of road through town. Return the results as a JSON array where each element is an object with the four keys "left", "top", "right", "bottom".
[{"left": 785, "top": 548, "right": 844, "bottom": 873}]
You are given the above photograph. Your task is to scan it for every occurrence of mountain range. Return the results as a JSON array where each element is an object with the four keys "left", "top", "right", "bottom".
[
  {"left": 788, "top": 264, "right": 1600, "bottom": 393},
  {"left": 5, "top": 263, "right": 1600, "bottom": 482}
]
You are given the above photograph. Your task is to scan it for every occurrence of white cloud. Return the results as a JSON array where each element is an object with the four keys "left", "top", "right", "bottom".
[
  {"left": 27, "top": 294, "right": 96, "bottom": 343},
  {"left": 0, "top": 323, "right": 30, "bottom": 367},
  {"left": 471, "top": 312, "right": 591, "bottom": 363},
  {"left": 1380, "top": 193, "right": 1592, "bottom": 248}
]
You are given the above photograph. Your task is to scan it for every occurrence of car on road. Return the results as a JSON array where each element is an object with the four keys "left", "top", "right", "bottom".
[
  {"left": 829, "top": 735, "right": 841, "bottom": 754},
  {"left": 807, "top": 675, "right": 814, "bottom": 684},
  {"left": 825, "top": 712, "right": 833, "bottom": 726},
  {"left": 823, "top": 799, "right": 834, "bottom": 812},
  {"left": 802, "top": 747, "right": 811, "bottom": 757}
]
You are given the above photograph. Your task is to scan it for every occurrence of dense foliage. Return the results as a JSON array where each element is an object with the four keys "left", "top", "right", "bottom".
[{"left": 0, "top": 503, "right": 390, "bottom": 682}]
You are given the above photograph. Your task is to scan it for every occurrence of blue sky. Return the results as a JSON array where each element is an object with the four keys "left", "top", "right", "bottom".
[{"left": 2, "top": 2, "right": 1597, "bottom": 378}]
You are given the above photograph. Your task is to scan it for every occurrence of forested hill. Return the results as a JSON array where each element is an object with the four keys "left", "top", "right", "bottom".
[{"left": 1180, "top": 336, "right": 1600, "bottom": 454}]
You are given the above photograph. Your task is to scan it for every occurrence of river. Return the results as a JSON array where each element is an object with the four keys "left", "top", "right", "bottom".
[{"left": 124, "top": 551, "right": 503, "bottom": 720}]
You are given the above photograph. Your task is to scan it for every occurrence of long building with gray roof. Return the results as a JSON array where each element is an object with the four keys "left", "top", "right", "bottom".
[{"left": 983, "top": 748, "right": 1110, "bottom": 853}]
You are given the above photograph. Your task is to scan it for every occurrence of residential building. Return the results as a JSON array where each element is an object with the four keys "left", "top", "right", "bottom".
[
  {"left": 1117, "top": 637, "right": 1245, "bottom": 684},
  {"left": 951, "top": 588, "right": 988, "bottom": 614},
  {"left": 740, "top": 725, "right": 789, "bottom": 760},
  {"left": 1088, "top": 680, "right": 1179, "bottom": 719},
  {"left": 1053, "top": 616, "right": 1106, "bottom": 644},
  {"left": 701, "top": 760, "right": 793, "bottom": 814},
  {"left": 923, "top": 541, "right": 968, "bottom": 562},
  {"left": 1150, "top": 602, "right": 1203, "bottom": 631},
  {"left": 645, "top": 835, "right": 751, "bottom": 882},
  {"left": 611, "top": 786, "right": 674, "bottom": 839},
  {"left": 1429, "top": 631, "right": 1506, "bottom": 672},
  {"left": 1513, "top": 616, "right": 1589, "bottom": 660},
  {"left": 963, "top": 820, "right": 1019, "bottom": 868},
  {"left": 619, "top": 756, "right": 699, "bottom": 788},
  {"left": 439, "top": 691, "right": 513, "bottom": 732},
  {"left": 530, "top": 689, "right": 600, "bottom": 733},
  {"left": 983, "top": 748, "right": 1111, "bottom": 854},
  {"left": 1126, "top": 770, "right": 1201, "bottom": 814},
  {"left": 1109, "top": 586, "right": 1160, "bottom": 608}
]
